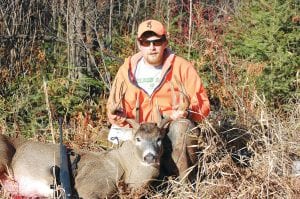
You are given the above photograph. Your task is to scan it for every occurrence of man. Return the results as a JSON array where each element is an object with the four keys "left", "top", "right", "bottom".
[{"left": 106, "top": 19, "right": 210, "bottom": 180}]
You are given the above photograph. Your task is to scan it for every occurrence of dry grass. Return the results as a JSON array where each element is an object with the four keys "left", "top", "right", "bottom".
[
  {"left": 145, "top": 100, "right": 300, "bottom": 199},
  {"left": 0, "top": 100, "right": 299, "bottom": 198}
]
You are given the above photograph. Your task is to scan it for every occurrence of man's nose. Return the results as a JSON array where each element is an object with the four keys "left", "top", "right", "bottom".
[{"left": 149, "top": 42, "right": 155, "bottom": 49}]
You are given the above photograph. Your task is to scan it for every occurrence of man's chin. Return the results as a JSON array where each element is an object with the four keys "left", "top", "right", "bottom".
[{"left": 146, "top": 57, "right": 161, "bottom": 66}]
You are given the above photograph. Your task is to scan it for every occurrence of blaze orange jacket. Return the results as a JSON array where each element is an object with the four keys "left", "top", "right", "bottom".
[{"left": 107, "top": 49, "right": 210, "bottom": 126}]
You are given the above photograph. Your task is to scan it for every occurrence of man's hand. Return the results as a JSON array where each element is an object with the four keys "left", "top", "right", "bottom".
[
  {"left": 108, "top": 109, "right": 126, "bottom": 126},
  {"left": 170, "top": 109, "right": 188, "bottom": 120}
]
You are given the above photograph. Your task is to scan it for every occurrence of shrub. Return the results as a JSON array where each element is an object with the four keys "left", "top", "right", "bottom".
[{"left": 225, "top": 0, "right": 299, "bottom": 107}]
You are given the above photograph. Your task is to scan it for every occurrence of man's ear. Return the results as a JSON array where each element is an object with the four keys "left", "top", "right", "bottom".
[{"left": 163, "top": 40, "right": 168, "bottom": 48}]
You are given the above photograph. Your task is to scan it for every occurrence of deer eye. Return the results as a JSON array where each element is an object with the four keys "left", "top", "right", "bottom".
[
  {"left": 157, "top": 138, "right": 162, "bottom": 145},
  {"left": 136, "top": 137, "right": 141, "bottom": 142}
]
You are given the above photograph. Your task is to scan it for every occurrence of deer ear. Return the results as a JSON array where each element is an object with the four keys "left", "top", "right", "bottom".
[
  {"left": 158, "top": 128, "right": 167, "bottom": 138},
  {"left": 125, "top": 118, "right": 140, "bottom": 130},
  {"left": 158, "top": 118, "right": 172, "bottom": 129}
]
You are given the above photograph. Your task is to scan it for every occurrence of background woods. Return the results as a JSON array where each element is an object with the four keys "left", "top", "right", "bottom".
[{"left": 0, "top": 0, "right": 299, "bottom": 198}]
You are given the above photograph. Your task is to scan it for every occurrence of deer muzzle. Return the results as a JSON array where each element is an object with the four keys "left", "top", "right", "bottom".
[{"left": 143, "top": 153, "right": 159, "bottom": 165}]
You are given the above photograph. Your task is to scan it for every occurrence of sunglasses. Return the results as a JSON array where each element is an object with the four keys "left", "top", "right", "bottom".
[{"left": 139, "top": 38, "right": 166, "bottom": 47}]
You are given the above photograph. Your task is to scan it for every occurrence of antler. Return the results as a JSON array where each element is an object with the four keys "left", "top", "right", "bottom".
[
  {"left": 109, "top": 76, "right": 190, "bottom": 130},
  {"left": 173, "top": 76, "right": 190, "bottom": 112},
  {"left": 157, "top": 77, "right": 190, "bottom": 128},
  {"left": 110, "top": 79, "right": 141, "bottom": 129},
  {"left": 110, "top": 79, "right": 127, "bottom": 115}
]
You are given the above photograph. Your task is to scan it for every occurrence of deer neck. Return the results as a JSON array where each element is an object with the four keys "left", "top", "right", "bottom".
[
  {"left": 116, "top": 141, "right": 160, "bottom": 187},
  {"left": 116, "top": 141, "right": 141, "bottom": 169}
]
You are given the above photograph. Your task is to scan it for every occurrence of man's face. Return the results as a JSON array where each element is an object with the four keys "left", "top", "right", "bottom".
[{"left": 137, "top": 35, "right": 168, "bottom": 66}]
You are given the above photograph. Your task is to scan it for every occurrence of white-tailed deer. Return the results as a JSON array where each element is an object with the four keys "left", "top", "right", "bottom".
[
  {"left": 0, "top": 79, "right": 194, "bottom": 198},
  {"left": 0, "top": 117, "right": 170, "bottom": 198}
]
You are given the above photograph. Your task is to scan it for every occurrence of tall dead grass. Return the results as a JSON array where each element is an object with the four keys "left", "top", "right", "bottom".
[{"left": 146, "top": 99, "right": 300, "bottom": 198}]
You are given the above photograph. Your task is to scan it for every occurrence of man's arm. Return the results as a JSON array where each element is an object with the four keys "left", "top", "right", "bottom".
[{"left": 183, "top": 63, "right": 210, "bottom": 122}]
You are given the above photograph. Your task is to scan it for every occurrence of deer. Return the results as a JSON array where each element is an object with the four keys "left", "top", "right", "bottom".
[
  {"left": 0, "top": 79, "right": 192, "bottom": 198},
  {"left": 0, "top": 116, "right": 171, "bottom": 198}
]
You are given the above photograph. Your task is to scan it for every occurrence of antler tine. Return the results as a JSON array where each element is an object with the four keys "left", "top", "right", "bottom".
[
  {"left": 156, "top": 98, "right": 172, "bottom": 129},
  {"left": 174, "top": 76, "right": 190, "bottom": 111},
  {"left": 170, "top": 81, "right": 176, "bottom": 110},
  {"left": 110, "top": 78, "right": 118, "bottom": 115},
  {"left": 119, "top": 81, "right": 126, "bottom": 101},
  {"left": 135, "top": 94, "right": 140, "bottom": 123},
  {"left": 155, "top": 99, "right": 162, "bottom": 125},
  {"left": 110, "top": 79, "right": 127, "bottom": 115}
]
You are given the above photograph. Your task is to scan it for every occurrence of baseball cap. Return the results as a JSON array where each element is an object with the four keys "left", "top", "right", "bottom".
[{"left": 137, "top": 20, "right": 167, "bottom": 39}]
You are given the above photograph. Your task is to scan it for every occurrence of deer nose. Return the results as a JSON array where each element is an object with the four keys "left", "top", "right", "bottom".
[{"left": 144, "top": 153, "right": 157, "bottom": 164}]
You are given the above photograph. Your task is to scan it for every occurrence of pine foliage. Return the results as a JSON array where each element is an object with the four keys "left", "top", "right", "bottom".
[{"left": 225, "top": 0, "right": 299, "bottom": 106}]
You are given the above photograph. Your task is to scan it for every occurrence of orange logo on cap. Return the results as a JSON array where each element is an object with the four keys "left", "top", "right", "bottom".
[{"left": 147, "top": 21, "right": 152, "bottom": 29}]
